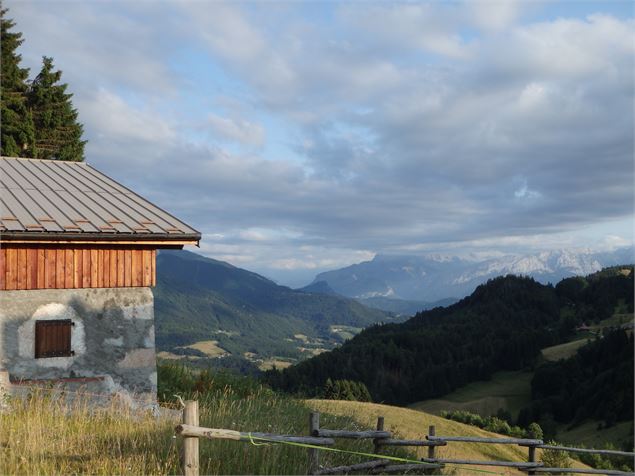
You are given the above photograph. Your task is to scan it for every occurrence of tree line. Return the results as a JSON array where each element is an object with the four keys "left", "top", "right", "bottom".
[
  {"left": 265, "top": 269, "right": 634, "bottom": 411},
  {"left": 1, "top": 4, "right": 85, "bottom": 161}
]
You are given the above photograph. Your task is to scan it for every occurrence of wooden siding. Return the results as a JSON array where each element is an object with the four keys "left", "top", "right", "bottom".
[{"left": 0, "top": 245, "right": 156, "bottom": 291}]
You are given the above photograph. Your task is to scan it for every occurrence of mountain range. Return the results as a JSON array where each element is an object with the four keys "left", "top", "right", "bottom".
[
  {"left": 311, "top": 247, "right": 634, "bottom": 303},
  {"left": 153, "top": 250, "right": 396, "bottom": 367}
]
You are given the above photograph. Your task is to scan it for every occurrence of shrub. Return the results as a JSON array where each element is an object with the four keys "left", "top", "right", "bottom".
[{"left": 541, "top": 440, "right": 572, "bottom": 474}]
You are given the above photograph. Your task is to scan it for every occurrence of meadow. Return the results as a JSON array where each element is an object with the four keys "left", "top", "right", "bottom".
[
  {"left": 409, "top": 370, "right": 533, "bottom": 421},
  {"left": 0, "top": 365, "right": 412, "bottom": 475}
]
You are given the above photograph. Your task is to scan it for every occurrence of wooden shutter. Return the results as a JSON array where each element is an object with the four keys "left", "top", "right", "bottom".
[{"left": 35, "top": 320, "right": 73, "bottom": 358}]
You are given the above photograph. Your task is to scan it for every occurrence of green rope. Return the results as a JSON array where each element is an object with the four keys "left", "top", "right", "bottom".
[{"left": 246, "top": 433, "right": 504, "bottom": 475}]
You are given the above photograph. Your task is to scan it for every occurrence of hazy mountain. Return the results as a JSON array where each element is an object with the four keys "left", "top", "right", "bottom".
[
  {"left": 311, "top": 247, "right": 634, "bottom": 302},
  {"left": 299, "top": 280, "right": 340, "bottom": 296},
  {"left": 153, "top": 250, "right": 395, "bottom": 362}
]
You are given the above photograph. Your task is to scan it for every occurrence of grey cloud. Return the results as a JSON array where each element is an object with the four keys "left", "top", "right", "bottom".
[{"left": 7, "top": 1, "right": 633, "bottom": 283}]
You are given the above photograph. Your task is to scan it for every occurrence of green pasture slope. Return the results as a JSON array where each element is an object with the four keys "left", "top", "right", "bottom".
[{"left": 409, "top": 370, "right": 533, "bottom": 420}]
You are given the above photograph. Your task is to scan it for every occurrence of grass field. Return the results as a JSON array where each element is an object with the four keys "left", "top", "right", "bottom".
[
  {"left": 0, "top": 381, "right": 593, "bottom": 475},
  {"left": 557, "top": 420, "right": 634, "bottom": 449},
  {"left": 410, "top": 371, "right": 533, "bottom": 420},
  {"left": 309, "top": 399, "right": 589, "bottom": 475},
  {"left": 0, "top": 387, "right": 416, "bottom": 475},
  {"left": 257, "top": 358, "right": 294, "bottom": 371},
  {"left": 541, "top": 338, "right": 590, "bottom": 362},
  {"left": 181, "top": 340, "right": 228, "bottom": 357}
]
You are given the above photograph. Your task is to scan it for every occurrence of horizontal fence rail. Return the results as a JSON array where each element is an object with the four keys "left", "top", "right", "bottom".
[
  {"left": 427, "top": 435, "right": 544, "bottom": 445},
  {"left": 376, "top": 438, "right": 446, "bottom": 447},
  {"left": 530, "top": 469, "right": 635, "bottom": 475},
  {"left": 176, "top": 424, "right": 335, "bottom": 446},
  {"left": 174, "top": 402, "right": 635, "bottom": 476},
  {"left": 532, "top": 444, "right": 635, "bottom": 458},
  {"left": 314, "top": 459, "right": 393, "bottom": 475},
  {"left": 314, "top": 429, "right": 391, "bottom": 439},
  {"left": 421, "top": 457, "right": 543, "bottom": 468}
]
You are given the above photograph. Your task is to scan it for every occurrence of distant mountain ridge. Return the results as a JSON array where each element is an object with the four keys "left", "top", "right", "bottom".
[
  {"left": 153, "top": 250, "right": 395, "bottom": 364},
  {"left": 311, "top": 247, "right": 634, "bottom": 302}
]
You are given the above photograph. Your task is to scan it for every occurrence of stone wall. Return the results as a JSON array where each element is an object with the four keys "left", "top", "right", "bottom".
[{"left": 0, "top": 287, "right": 157, "bottom": 401}]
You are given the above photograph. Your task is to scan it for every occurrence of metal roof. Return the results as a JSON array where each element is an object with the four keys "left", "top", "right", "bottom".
[{"left": 0, "top": 157, "right": 201, "bottom": 244}]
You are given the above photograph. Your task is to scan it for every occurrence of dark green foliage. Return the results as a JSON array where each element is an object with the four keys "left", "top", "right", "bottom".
[
  {"left": 28, "top": 57, "right": 85, "bottom": 161},
  {"left": 540, "top": 440, "right": 573, "bottom": 470},
  {"left": 1, "top": 6, "right": 85, "bottom": 160},
  {"left": 528, "top": 422, "right": 544, "bottom": 440},
  {"left": 154, "top": 250, "right": 394, "bottom": 359},
  {"left": 441, "top": 409, "right": 539, "bottom": 439},
  {"left": 267, "top": 270, "right": 633, "bottom": 412},
  {"left": 267, "top": 276, "right": 565, "bottom": 403},
  {"left": 576, "top": 443, "right": 634, "bottom": 472},
  {"left": 322, "top": 378, "right": 372, "bottom": 402},
  {"left": 1, "top": 5, "right": 34, "bottom": 157},
  {"left": 518, "top": 329, "right": 634, "bottom": 430},
  {"left": 157, "top": 362, "right": 270, "bottom": 402}
]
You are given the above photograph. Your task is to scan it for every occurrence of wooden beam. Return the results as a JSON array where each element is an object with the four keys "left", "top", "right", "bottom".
[
  {"left": 316, "top": 429, "right": 392, "bottom": 439},
  {"left": 532, "top": 445, "right": 635, "bottom": 458},
  {"left": 316, "top": 459, "right": 392, "bottom": 475},
  {"left": 65, "top": 248, "right": 74, "bottom": 288},
  {"left": 175, "top": 424, "right": 335, "bottom": 446},
  {"left": 17, "top": 247, "right": 27, "bottom": 290},
  {"left": 421, "top": 458, "right": 542, "bottom": 468},
  {"left": 37, "top": 248, "right": 45, "bottom": 288},
  {"left": 369, "top": 463, "right": 441, "bottom": 473},
  {"left": 0, "top": 239, "right": 196, "bottom": 246},
  {"left": 528, "top": 468, "right": 634, "bottom": 475},
  {"left": 0, "top": 246, "right": 5, "bottom": 289},
  {"left": 6, "top": 247, "right": 17, "bottom": 289},
  {"left": 182, "top": 401, "right": 199, "bottom": 476},
  {"left": 428, "top": 435, "right": 543, "bottom": 445},
  {"left": 376, "top": 439, "right": 445, "bottom": 447}
]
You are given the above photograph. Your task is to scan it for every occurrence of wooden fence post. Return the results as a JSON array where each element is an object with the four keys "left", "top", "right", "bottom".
[
  {"left": 424, "top": 425, "right": 436, "bottom": 475},
  {"left": 182, "top": 400, "right": 199, "bottom": 476},
  {"left": 527, "top": 445, "right": 536, "bottom": 476},
  {"left": 308, "top": 412, "right": 320, "bottom": 475},
  {"left": 373, "top": 416, "right": 385, "bottom": 455}
]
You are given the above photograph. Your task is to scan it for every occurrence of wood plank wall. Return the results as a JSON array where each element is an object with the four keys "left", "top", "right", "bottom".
[{"left": 0, "top": 245, "right": 156, "bottom": 291}]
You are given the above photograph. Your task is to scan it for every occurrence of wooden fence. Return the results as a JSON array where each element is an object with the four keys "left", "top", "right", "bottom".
[{"left": 174, "top": 401, "right": 635, "bottom": 476}]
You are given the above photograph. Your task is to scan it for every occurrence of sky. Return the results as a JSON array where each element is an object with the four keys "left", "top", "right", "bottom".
[{"left": 8, "top": 0, "right": 634, "bottom": 287}]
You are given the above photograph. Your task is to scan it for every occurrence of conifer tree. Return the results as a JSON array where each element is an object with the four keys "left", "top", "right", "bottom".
[
  {"left": 1, "top": 5, "right": 34, "bottom": 156},
  {"left": 28, "top": 56, "right": 86, "bottom": 161}
]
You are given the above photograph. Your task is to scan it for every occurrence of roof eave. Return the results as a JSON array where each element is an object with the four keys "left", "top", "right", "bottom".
[{"left": 0, "top": 231, "right": 201, "bottom": 247}]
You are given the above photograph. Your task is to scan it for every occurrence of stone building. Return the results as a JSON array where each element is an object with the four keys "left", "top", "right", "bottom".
[{"left": 0, "top": 156, "right": 200, "bottom": 402}]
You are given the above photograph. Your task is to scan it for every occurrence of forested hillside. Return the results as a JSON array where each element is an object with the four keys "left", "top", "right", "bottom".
[
  {"left": 154, "top": 250, "right": 395, "bottom": 363},
  {"left": 267, "top": 269, "right": 633, "bottom": 406},
  {"left": 518, "top": 328, "right": 634, "bottom": 430}
]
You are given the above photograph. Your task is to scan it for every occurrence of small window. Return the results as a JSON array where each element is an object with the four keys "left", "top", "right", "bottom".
[{"left": 35, "top": 320, "right": 74, "bottom": 358}]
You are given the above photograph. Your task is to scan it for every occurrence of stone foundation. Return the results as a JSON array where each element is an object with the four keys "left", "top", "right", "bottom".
[{"left": 0, "top": 287, "right": 157, "bottom": 401}]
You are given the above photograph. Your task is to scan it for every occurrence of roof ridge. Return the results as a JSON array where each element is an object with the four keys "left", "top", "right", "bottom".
[{"left": 0, "top": 156, "right": 88, "bottom": 165}]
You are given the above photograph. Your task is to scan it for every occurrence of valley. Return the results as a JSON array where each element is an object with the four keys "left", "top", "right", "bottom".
[{"left": 153, "top": 250, "right": 402, "bottom": 368}]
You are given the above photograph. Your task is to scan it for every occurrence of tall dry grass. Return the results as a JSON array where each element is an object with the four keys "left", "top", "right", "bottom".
[
  {"left": 0, "top": 388, "right": 180, "bottom": 475},
  {"left": 0, "top": 381, "right": 411, "bottom": 475}
]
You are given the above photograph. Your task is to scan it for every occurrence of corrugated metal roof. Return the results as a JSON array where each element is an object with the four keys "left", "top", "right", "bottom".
[{"left": 0, "top": 157, "right": 201, "bottom": 243}]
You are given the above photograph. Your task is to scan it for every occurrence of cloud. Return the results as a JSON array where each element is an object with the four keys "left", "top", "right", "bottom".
[
  {"left": 340, "top": 4, "right": 473, "bottom": 59},
  {"left": 7, "top": 1, "right": 634, "bottom": 285},
  {"left": 79, "top": 89, "right": 176, "bottom": 145},
  {"left": 467, "top": 0, "right": 523, "bottom": 31},
  {"left": 208, "top": 114, "right": 265, "bottom": 147}
]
